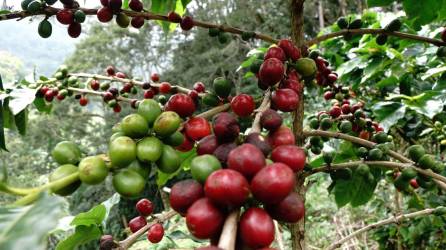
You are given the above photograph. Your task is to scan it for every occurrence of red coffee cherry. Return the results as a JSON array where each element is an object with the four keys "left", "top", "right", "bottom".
[
  {"left": 56, "top": 9, "right": 73, "bottom": 25},
  {"left": 259, "top": 58, "right": 284, "bottom": 86},
  {"left": 128, "top": 216, "right": 147, "bottom": 233},
  {"left": 231, "top": 94, "right": 255, "bottom": 117},
  {"left": 180, "top": 16, "right": 194, "bottom": 31},
  {"left": 97, "top": 7, "right": 113, "bottom": 23},
  {"left": 136, "top": 198, "right": 153, "bottom": 216},
  {"left": 151, "top": 73, "right": 160, "bottom": 82},
  {"left": 147, "top": 223, "right": 164, "bottom": 243},
  {"left": 193, "top": 82, "right": 205, "bottom": 93},
  {"left": 158, "top": 82, "right": 171, "bottom": 93},
  {"left": 79, "top": 96, "right": 88, "bottom": 106}
]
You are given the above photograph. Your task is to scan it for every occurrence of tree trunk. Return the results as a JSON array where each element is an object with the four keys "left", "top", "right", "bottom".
[
  {"left": 318, "top": 0, "right": 325, "bottom": 29},
  {"left": 290, "top": 0, "right": 306, "bottom": 250}
]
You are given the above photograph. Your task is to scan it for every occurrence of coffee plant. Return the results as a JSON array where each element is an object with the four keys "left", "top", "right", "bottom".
[{"left": 0, "top": 0, "right": 446, "bottom": 249}]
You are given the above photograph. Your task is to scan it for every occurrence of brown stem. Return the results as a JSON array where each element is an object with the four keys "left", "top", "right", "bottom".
[
  {"left": 290, "top": 0, "right": 306, "bottom": 249},
  {"left": 0, "top": 7, "right": 277, "bottom": 44},
  {"left": 326, "top": 208, "right": 438, "bottom": 250},
  {"left": 217, "top": 210, "right": 240, "bottom": 250},
  {"left": 69, "top": 73, "right": 194, "bottom": 95},
  {"left": 306, "top": 28, "right": 446, "bottom": 47},
  {"left": 250, "top": 89, "right": 271, "bottom": 134},
  {"left": 117, "top": 210, "right": 176, "bottom": 250}
]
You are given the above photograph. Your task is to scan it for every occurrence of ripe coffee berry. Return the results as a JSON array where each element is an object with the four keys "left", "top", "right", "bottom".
[
  {"left": 106, "top": 66, "right": 115, "bottom": 76},
  {"left": 116, "top": 72, "right": 126, "bottom": 78},
  {"left": 180, "top": 16, "right": 194, "bottom": 31},
  {"left": 193, "top": 82, "right": 205, "bottom": 93},
  {"left": 56, "top": 9, "right": 73, "bottom": 25},
  {"left": 109, "top": 87, "right": 119, "bottom": 96},
  {"left": 113, "top": 103, "right": 122, "bottom": 113},
  {"left": 90, "top": 80, "right": 100, "bottom": 90},
  {"left": 40, "top": 86, "right": 49, "bottom": 96},
  {"left": 97, "top": 7, "right": 113, "bottom": 23},
  {"left": 128, "top": 216, "right": 147, "bottom": 233},
  {"left": 131, "top": 16, "right": 145, "bottom": 28},
  {"left": 259, "top": 58, "right": 284, "bottom": 86},
  {"left": 341, "top": 103, "right": 351, "bottom": 114},
  {"left": 144, "top": 89, "right": 155, "bottom": 99},
  {"left": 167, "top": 11, "right": 182, "bottom": 23},
  {"left": 231, "top": 94, "right": 255, "bottom": 117},
  {"left": 272, "top": 88, "right": 298, "bottom": 112},
  {"left": 278, "top": 39, "right": 301, "bottom": 61},
  {"left": 151, "top": 73, "right": 160, "bottom": 82},
  {"left": 45, "top": 91, "right": 55, "bottom": 102},
  {"left": 129, "top": 0, "right": 143, "bottom": 12},
  {"left": 264, "top": 46, "right": 287, "bottom": 61},
  {"left": 159, "top": 82, "right": 171, "bottom": 93},
  {"left": 136, "top": 198, "right": 154, "bottom": 216},
  {"left": 323, "top": 91, "right": 334, "bottom": 100},
  {"left": 189, "top": 90, "right": 199, "bottom": 100},
  {"left": 68, "top": 23, "right": 81, "bottom": 38},
  {"left": 130, "top": 99, "right": 139, "bottom": 109},
  {"left": 79, "top": 97, "right": 88, "bottom": 106},
  {"left": 329, "top": 106, "right": 342, "bottom": 118},
  {"left": 147, "top": 223, "right": 164, "bottom": 243},
  {"left": 142, "top": 82, "right": 151, "bottom": 89}
]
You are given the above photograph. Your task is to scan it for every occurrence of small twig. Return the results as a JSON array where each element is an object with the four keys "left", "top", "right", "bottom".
[
  {"left": 217, "top": 210, "right": 240, "bottom": 250},
  {"left": 117, "top": 210, "right": 177, "bottom": 250},
  {"left": 274, "top": 220, "right": 285, "bottom": 250},
  {"left": 326, "top": 208, "right": 438, "bottom": 250},
  {"left": 250, "top": 89, "right": 271, "bottom": 134},
  {"left": 69, "top": 73, "right": 194, "bottom": 96},
  {"left": 306, "top": 28, "right": 446, "bottom": 47}
]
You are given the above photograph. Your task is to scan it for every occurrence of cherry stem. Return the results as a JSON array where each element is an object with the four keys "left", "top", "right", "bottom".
[
  {"left": 250, "top": 88, "right": 271, "bottom": 134},
  {"left": 69, "top": 73, "right": 195, "bottom": 96},
  {"left": 303, "top": 130, "right": 446, "bottom": 190},
  {"left": 13, "top": 172, "right": 80, "bottom": 206},
  {"left": 306, "top": 28, "right": 446, "bottom": 47},
  {"left": 326, "top": 207, "right": 440, "bottom": 250},
  {"left": 0, "top": 6, "right": 278, "bottom": 44},
  {"left": 217, "top": 209, "right": 240, "bottom": 250},
  {"left": 117, "top": 209, "right": 177, "bottom": 250}
]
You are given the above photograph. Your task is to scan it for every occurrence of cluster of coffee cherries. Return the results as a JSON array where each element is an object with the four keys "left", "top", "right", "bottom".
[
  {"left": 391, "top": 144, "right": 445, "bottom": 192},
  {"left": 99, "top": 198, "right": 164, "bottom": 249},
  {"left": 49, "top": 141, "right": 110, "bottom": 196},
  {"left": 148, "top": 107, "right": 304, "bottom": 248},
  {"left": 35, "top": 65, "right": 91, "bottom": 105},
  {"left": 21, "top": 0, "right": 87, "bottom": 38},
  {"left": 128, "top": 199, "right": 165, "bottom": 243},
  {"left": 96, "top": 0, "right": 145, "bottom": 28}
]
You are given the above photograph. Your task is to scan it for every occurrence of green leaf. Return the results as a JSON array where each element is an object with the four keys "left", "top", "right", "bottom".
[
  {"left": 372, "top": 101, "right": 406, "bottom": 132},
  {"left": 0, "top": 193, "right": 66, "bottom": 250},
  {"left": 402, "top": 0, "right": 442, "bottom": 27},
  {"left": 33, "top": 97, "right": 52, "bottom": 113},
  {"left": 122, "top": 0, "right": 129, "bottom": 9},
  {"left": 421, "top": 66, "right": 446, "bottom": 81},
  {"left": 14, "top": 109, "right": 27, "bottom": 136},
  {"left": 309, "top": 155, "right": 324, "bottom": 168},
  {"left": 55, "top": 225, "right": 102, "bottom": 250},
  {"left": 0, "top": 74, "right": 3, "bottom": 91},
  {"left": 0, "top": 10, "right": 11, "bottom": 14},
  {"left": 367, "top": 0, "right": 394, "bottom": 7},
  {"left": 0, "top": 100, "right": 6, "bottom": 151},
  {"left": 376, "top": 76, "right": 398, "bottom": 89},
  {"left": 2, "top": 98, "right": 13, "bottom": 129},
  {"left": 350, "top": 169, "right": 380, "bottom": 207},
  {"left": 71, "top": 204, "right": 106, "bottom": 227},
  {"left": 333, "top": 141, "right": 358, "bottom": 164},
  {"left": 8, "top": 88, "right": 37, "bottom": 115},
  {"left": 333, "top": 178, "right": 353, "bottom": 207},
  {"left": 402, "top": 92, "right": 444, "bottom": 118},
  {"left": 181, "top": 0, "right": 191, "bottom": 8}
]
